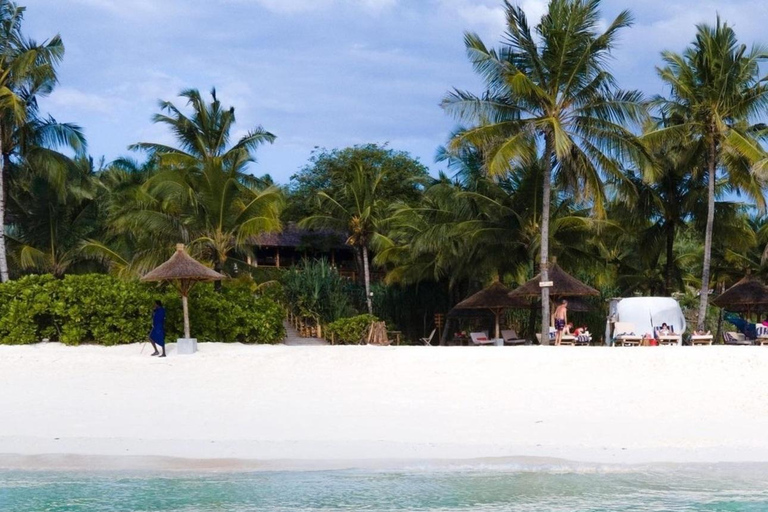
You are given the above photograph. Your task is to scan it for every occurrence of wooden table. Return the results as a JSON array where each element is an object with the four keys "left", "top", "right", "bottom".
[{"left": 387, "top": 331, "right": 402, "bottom": 345}]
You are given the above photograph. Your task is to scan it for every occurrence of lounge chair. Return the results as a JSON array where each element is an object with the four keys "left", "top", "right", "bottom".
[
  {"left": 501, "top": 329, "right": 527, "bottom": 346},
  {"left": 613, "top": 322, "right": 643, "bottom": 347},
  {"left": 723, "top": 331, "right": 753, "bottom": 346},
  {"left": 690, "top": 333, "right": 713, "bottom": 345},
  {"left": 755, "top": 325, "right": 768, "bottom": 345},
  {"left": 574, "top": 333, "right": 592, "bottom": 346},
  {"left": 534, "top": 327, "right": 556, "bottom": 345},
  {"left": 654, "top": 325, "right": 682, "bottom": 346},
  {"left": 420, "top": 329, "right": 436, "bottom": 346},
  {"left": 470, "top": 331, "right": 497, "bottom": 346}
]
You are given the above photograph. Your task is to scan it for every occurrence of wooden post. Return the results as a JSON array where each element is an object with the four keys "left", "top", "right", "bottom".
[
  {"left": 182, "top": 294, "right": 191, "bottom": 339},
  {"left": 434, "top": 313, "right": 444, "bottom": 343},
  {"left": 276, "top": 247, "right": 281, "bottom": 268}
]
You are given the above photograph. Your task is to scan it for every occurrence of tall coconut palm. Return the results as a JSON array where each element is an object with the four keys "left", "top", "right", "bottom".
[
  {"left": 300, "top": 163, "right": 389, "bottom": 314},
  {"left": 0, "top": 0, "right": 66, "bottom": 281},
  {"left": 127, "top": 88, "right": 282, "bottom": 278},
  {"left": 652, "top": 18, "right": 768, "bottom": 329},
  {"left": 442, "top": 0, "right": 645, "bottom": 343}
]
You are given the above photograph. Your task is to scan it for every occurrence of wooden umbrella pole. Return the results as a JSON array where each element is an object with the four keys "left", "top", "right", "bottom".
[{"left": 182, "top": 293, "right": 191, "bottom": 339}]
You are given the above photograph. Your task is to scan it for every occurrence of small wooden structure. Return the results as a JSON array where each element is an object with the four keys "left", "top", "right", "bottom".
[
  {"left": 141, "top": 244, "right": 225, "bottom": 347},
  {"left": 712, "top": 275, "right": 768, "bottom": 316},
  {"left": 453, "top": 281, "right": 528, "bottom": 341}
]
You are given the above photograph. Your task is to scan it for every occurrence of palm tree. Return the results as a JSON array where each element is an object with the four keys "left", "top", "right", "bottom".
[
  {"left": 442, "top": 0, "right": 645, "bottom": 343},
  {"left": 126, "top": 88, "right": 282, "bottom": 278},
  {"left": 7, "top": 156, "right": 97, "bottom": 277},
  {"left": 652, "top": 17, "right": 768, "bottom": 329},
  {"left": 0, "top": 0, "right": 66, "bottom": 281},
  {"left": 301, "top": 163, "right": 389, "bottom": 314}
]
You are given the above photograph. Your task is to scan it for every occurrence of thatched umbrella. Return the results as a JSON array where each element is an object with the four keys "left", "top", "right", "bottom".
[
  {"left": 141, "top": 244, "right": 225, "bottom": 340},
  {"left": 453, "top": 281, "right": 528, "bottom": 340},
  {"left": 508, "top": 264, "right": 599, "bottom": 300},
  {"left": 712, "top": 275, "right": 768, "bottom": 315}
]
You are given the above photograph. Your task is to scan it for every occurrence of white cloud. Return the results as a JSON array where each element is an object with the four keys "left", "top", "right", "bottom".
[{"left": 46, "top": 88, "right": 115, "bottom": 115}]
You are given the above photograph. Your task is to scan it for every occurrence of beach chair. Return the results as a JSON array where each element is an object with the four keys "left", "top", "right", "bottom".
[
  {"left": 501, "top": 329, "right": 527, "bottom": 346},
  {"left": 755, "top": 325, "right": 768, "bottom": 346},
  {"left": 470, "top": 331, "right": 496, "bottom": 346},
  {"left": 534, "top": 327, "right": 556, "bottom": 345},
  {"left": 690, "top": 333, "right": 713, "bottom": 345},
  {"left": 574, "top": 333, "right": 592, "bottom": 346},
  {"left": 654, "top": 325, "right": 682, "bottom": 346},
  {"left": 613, "top": 322, "right": 642, "bottom": 347},
  {"left": 419, "top": 329, "right": 436, "bottom": 346},
  {"left": 723, "top": 331, "right": 753, "bottom": 346},
  {"left": 559, "top": 334, "right": 576, "bottom": 346}
]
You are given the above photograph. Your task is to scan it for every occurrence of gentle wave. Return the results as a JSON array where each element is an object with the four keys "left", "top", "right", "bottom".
[{"left": 3, "top": 465, "right": 768, "bottom": 511}]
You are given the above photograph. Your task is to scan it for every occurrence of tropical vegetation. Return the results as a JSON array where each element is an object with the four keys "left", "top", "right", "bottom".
[{"left": 3, "top": 0, "right": 768, "bottom": 344}]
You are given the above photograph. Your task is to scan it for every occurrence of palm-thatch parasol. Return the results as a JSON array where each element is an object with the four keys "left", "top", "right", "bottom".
[
  {"left": 508, "top": 264, "right": 599, "bottom": 300},
  {"left": 453, "top": 281, "right": 528, "bottom": 340},
  {"left": 712, "top": 275, "right": 768, "bottom": 315},
  {"left": 141, "top": 244, "right": 225, "bottom": 341}
]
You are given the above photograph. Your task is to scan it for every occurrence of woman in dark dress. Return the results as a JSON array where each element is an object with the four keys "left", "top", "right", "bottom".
[{"left": 149, "top": 300, "right": 166, "bottom": 357}]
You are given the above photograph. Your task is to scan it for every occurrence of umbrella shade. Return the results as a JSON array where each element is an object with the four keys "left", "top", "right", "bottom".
[
  {"left": 453, "top": 281, "right": 528, "bottom": 310},
  {"left": 712, "top": 275, "right": 768, "bottom": 311},
  {"left": 141, "top": 244, "right": 225, "bottom": 340},
  {"left": 508, "top": 264, "right": 599, "bottom": 299},
  {"left": 142, "top": 244, "right": 225, "bottom": 283},
  {"left": 453, "top": 281, "right": 529, "bottom": 340}
]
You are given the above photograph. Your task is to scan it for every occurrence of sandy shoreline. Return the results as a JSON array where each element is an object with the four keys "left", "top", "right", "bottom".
[{"left": 2, "top": 342, "right": 768, "bottom": 470}]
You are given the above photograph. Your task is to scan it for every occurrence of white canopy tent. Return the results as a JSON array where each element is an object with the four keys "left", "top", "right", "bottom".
[{"left": 610, "top": 297, "right": 686, "bottom": 343}]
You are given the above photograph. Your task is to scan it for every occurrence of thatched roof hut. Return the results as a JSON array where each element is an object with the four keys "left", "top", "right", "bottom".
[
  {"left": 508, "top": 264, "right": 599, "bottom": 299},
  {"left": 712, "top": 275, "right": 768, "bottom": 312},
  {"left": 453, "top": 281, "right": 528, "bottom": 339}
]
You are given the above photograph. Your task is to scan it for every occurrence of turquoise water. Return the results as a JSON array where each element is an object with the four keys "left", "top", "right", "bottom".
[{"left": 3, "top": 465, "right": 768, "bottom": 511}]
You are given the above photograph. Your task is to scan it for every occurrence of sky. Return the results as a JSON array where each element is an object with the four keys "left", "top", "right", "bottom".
[{"left": 24, "top": 0, "right": 768, "bottom": 184}]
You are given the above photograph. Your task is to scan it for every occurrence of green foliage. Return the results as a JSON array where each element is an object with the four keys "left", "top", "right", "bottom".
[
  {"left": 0, "top": 274, "right": 284, "bottom": 345},
  {"left": 285, "top": 143, "right": 429, "bottom": 221},
  {"left": 326, "top": 314, "right": 379, "bottom": 344},
  {"left": 282, "top": 259, "right": 356, "bottom": 324}
]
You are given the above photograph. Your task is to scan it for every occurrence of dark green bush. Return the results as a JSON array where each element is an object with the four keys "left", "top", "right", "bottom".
[
  {"left": 0, "top": 274, "right": 285, "bottom": 345},
  {"left": 326, "top": 314, "right": 378, "bottom": 344}
]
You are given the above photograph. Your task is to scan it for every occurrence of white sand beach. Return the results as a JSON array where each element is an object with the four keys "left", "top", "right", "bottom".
[{"left": 1, "top": 342, "right": 768, "bottom": 470}]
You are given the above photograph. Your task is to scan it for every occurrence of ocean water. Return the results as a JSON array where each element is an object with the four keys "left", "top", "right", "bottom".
[{"left": 2, "top": 464, "right": 768, "bottom": 511}]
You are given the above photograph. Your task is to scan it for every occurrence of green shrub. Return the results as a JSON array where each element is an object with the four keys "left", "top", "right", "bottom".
[
  {"left": 0, "top": 274, "right": 285, "bottom": 345},
  {"left": 282, "top": 259, "right": 356, "bottom": 324},
  {"left": 326, "top": 314, "right": 378, "bottom": 344}
]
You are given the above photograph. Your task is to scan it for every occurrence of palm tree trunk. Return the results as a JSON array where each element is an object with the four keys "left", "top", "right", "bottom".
[
  {"left": 664, "top": 221, "right": 675, "bottom": 295},
  {"left": 0, "top": 138, "right": 8, "bottom": 283},
  {"left": 697, "top": 136, "right": 717, "bottom": 330},
  {"left": 540, "top": 135, "right": 553, "bottom": 345},
  {"left": 362, "top": 245, "right": 372, "bottom": 314}
]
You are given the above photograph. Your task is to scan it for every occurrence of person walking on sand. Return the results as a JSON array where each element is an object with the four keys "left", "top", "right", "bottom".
[
  {"left": 149, "top": 300, "right": 166, "bottom": 357},
  {"left": 553, "top": 299, "right": 568, "bottom": 346}
]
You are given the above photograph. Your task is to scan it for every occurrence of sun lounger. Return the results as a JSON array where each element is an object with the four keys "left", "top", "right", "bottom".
[
  {"left": 501, "top": 329, "right": 527, "bottom": 346},
  {"left": 613, "top": 322, "right": 642, "bottom": 346},
  {"left": 723, "top": 331, "right": 754, "bottom": 346},
  {"left": 690, "top": 334, "right": 713, "bottom": 345},
  {"left": 420, "top": 329, "right": 436, "bottom": 346},
  {"left": 470, "top": 332, "right": 496, "bottom": 346},
  {"left": 534, "top": 327, "right": 556, "bottom": 345},
  {"left": 654, "top": 325, "right": 682, "bottom": 346},
  {"left": 574, "top": 333, "right": 592, "bottom": 345}
]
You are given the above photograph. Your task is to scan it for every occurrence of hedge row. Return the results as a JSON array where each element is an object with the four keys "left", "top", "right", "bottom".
[{"left": 0, "top": 274, "right": 285, "bottom": 345}]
